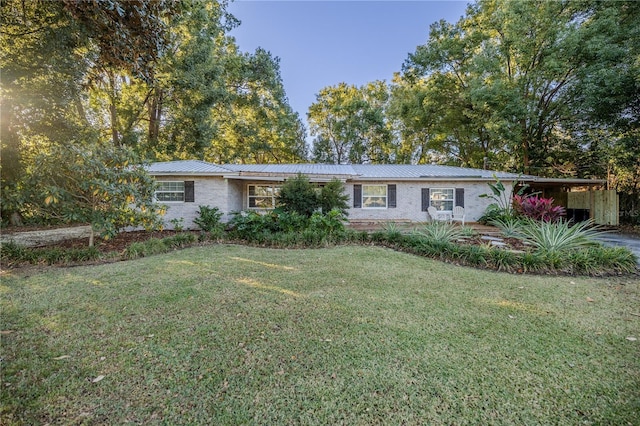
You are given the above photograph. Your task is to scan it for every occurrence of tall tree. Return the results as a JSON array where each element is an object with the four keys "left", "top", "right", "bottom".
[
  {"left": 0, "top": 0, "right": 186, "bottom": 221},
  {"left": 309, "top": 82, "right": 391, "bottom": 164},
  {"left": 206, "top": 48, "right": 308, "bottom": 163},
  {"left": 401, "top": 0, "right": 636, "bottom": 174}
]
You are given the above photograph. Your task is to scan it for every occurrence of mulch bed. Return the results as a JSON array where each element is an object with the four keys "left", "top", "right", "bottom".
[{"left": 44, "top": 230, "right": 200, "bottom": 253}]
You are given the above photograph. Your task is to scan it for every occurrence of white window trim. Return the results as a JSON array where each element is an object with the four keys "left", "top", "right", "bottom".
[
  {"left": 362, "top": 184, "right": 388, "bottom": 209},
  {"left": 247, "top": 184, "right": 281, "bottom": 210},
  {"left": 155, "top": 181, "right": 185, "bottom": 203},
  {"left": 430, "top": 187, "right": 454, "bottom": 212}
]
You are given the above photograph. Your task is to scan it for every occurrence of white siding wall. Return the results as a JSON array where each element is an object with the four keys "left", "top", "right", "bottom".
[{"left": 346, "top": 181, "right": 514, "bottom": 223}]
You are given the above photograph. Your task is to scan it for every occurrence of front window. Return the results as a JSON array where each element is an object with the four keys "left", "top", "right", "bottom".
[
  {"left": 248, "top": 184, "right": 280, "bottom": 209},
  {"left": 362, "top": 184, "right": 387, "bottom": 208},
  {"left": 155, "top": 181, "right": 184, "bottom": 202},
  {"left": 430, "top": 188, "right": 454, "bottom": 211}
]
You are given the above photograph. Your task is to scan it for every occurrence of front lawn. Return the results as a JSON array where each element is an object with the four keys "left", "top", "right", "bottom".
[{"left": 1, "top": 245, "right": 639, "bottom": 424}]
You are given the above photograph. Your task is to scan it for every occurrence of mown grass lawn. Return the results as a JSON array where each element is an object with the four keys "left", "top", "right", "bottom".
[{"left": 1, "top": 245, "right": 639, "bottom": 425}]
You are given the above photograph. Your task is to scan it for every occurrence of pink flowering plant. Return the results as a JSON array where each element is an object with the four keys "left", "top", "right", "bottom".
[{"left": 512, "top": 194, "right": 566, "bottom": 222}]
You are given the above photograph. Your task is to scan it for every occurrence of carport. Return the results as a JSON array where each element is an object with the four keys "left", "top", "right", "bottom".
[{"left": 521, "top": 177, "right": 619, "bottom": 226}]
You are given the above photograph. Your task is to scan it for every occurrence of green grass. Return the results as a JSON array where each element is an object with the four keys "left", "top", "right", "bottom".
[{"left": 2, "top": 245, "right": 639, "bottom": 424}]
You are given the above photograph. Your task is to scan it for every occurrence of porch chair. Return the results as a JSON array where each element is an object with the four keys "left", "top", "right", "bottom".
[
  {"left": 428, "top": 206, "right": 448, "bottom": 222},
  {"left": 451, "top": 206, "right": 465, "bottom": 226}
]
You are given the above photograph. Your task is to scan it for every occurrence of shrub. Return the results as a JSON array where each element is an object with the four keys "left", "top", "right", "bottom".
[
  {"left": 567, "top": 246, "right": 638, "bottom": 275},
  {"left": 0, "top": 241, "right": 26, "bottom": 261},
  {"left": 344, "top": 229, "right": 370, "bottom": 243},
  {"left": 169, "top": 217, "right": 185, "bottom": 231},
  {"left": 302, "top": 227, "right": 326, "bottom": 246},
  {"left": 457, "top": 244, "right": 490, "bottom": 266},
  {"left": 459, "top": 226, "right": 478, "bottom": 238},
  {"left": 228, "top": 211, "right": 270, "bottom": 239},
  {"left": 164, "top": 233, "right": 196, "bottom": 248},
  {"left": 194, "top": 205, "right": 224, "bottom": 233},
  {"left": 513, "top": 195, "right": 565, "bottom": 222},
  {"left": 121, "top": 233, "right": 198, "bottom": 260},
  {"left": 479, "top": 175, "right": 529, "bottom": 217},
  {"left": 273, "top": 209, "right": 308, "bottom": 233},
  {"left": 478, "top": 204, "right": 516, "bottom": 225},
  {"left": 308, "top": 209, "right": 347, "bottom": 238},
  {"left": 488, "top": 249, "right": 519, "bottom": 272},
  {"left": 318, "top": 179, "right": 350, "bottom": 215},
  {"left": 277, "top": 173, "right": 319, "bottom": 217},
  {"left": 519, "top": 252, "right": 546, "bottom": 273},
  {"left": 1, "top": 241, "right": 102, "bottom": 265}
]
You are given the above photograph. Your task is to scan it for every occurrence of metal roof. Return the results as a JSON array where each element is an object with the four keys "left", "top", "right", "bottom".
[
  {"left": 350, "top": 164, "right": 525, "bottom": 180},
  {"left": 221, "top": 163, "right": 357, "bottom": 176},
  {"left": 145, "top": 161, "right": 544, "bottom": 181},
  {"left": 145, "top": 160, "right": 233, "bottom": 175}
]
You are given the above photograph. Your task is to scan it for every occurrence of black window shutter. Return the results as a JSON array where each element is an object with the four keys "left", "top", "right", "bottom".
[
  {"left": 353, "top": 184, "right": 362, "bottom": 208},
  {"left": 184, "top": 181, "right": 195, "bottom": 202},
  {"left": 421, "top": 188, "right": 430, "bottom": 211},
  {"left": 388, "top": 184, "right": 396, "bottom": 208},
  {"left": 455, "top": 188, "right": 464, "bottom": 208}
]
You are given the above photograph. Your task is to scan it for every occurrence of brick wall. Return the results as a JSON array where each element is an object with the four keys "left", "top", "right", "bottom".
[{"left": 345, "top": 181, "right": 513, "bottom": 223}]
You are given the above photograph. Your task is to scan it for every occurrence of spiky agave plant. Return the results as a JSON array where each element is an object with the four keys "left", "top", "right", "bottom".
[
  {"left": 489, "top": 216, "right": 526, "bottom": 239},
  {"left": 518, "top": 219, "right": 604, "bottom": 254},
  {"left": 413, "top": 221, "right": 466, "bottom": 243}
]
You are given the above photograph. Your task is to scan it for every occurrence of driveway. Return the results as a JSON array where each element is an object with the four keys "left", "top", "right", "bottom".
[{"left": 596, "top": 232, "right": 640, "bottom": 265}]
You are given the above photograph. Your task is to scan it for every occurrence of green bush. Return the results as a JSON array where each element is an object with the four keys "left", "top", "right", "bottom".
[
  {"left": 308, "top": 209, "right": 346, "bottom": 237},
  {"left": 478, "top": 204, "right": 516, "bottom": 225},
  {"left": 273, "top": 209, "right": 308, "bottom": 233},
  {"left": 318, "top": 178, "right": 350, "bottom": 215},
  {"left": 228, "top": 211, "right": 270, "bottom": 240},
  {"left": 567, "top": 246, "right": 638, "bottom": 275},
  {"left": 194, "top": 205, "right": 224, "bottom": 233},
  {"left": 123, "top": 234, "right": 197, "bottom": 260},
  {"left": 277, "top": 174, "right": 319, "bottom": 217},
  {"left": 169, "top": 217, "right": 185, "bottom": 231},
  {"left": 488, "top": 248, "right": 519, "bottom": 272},
  {"left": 164, "top": 233, "right": 196, "bottom": 248},
  {"left": 302, "top": 227, "right": 327, "bottom": 246},
  {"left": 0, "top": 241, "right": 27, "bottom": 261}
]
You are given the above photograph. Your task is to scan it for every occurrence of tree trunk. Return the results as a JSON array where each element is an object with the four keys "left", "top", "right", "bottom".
[
  {"left": 108, "top": 71, "right": 120, "bottom": 146},
  {"left": 148, "top": 87, "right": 163, "bottom": 146},
  {"left": 520, "top": 119, "right": 530, "bottom": 174}
]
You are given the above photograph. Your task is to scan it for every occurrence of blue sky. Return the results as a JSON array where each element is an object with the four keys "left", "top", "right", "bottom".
[{"left": 228, "top": 1, "right": 469, "bottom": 132}]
